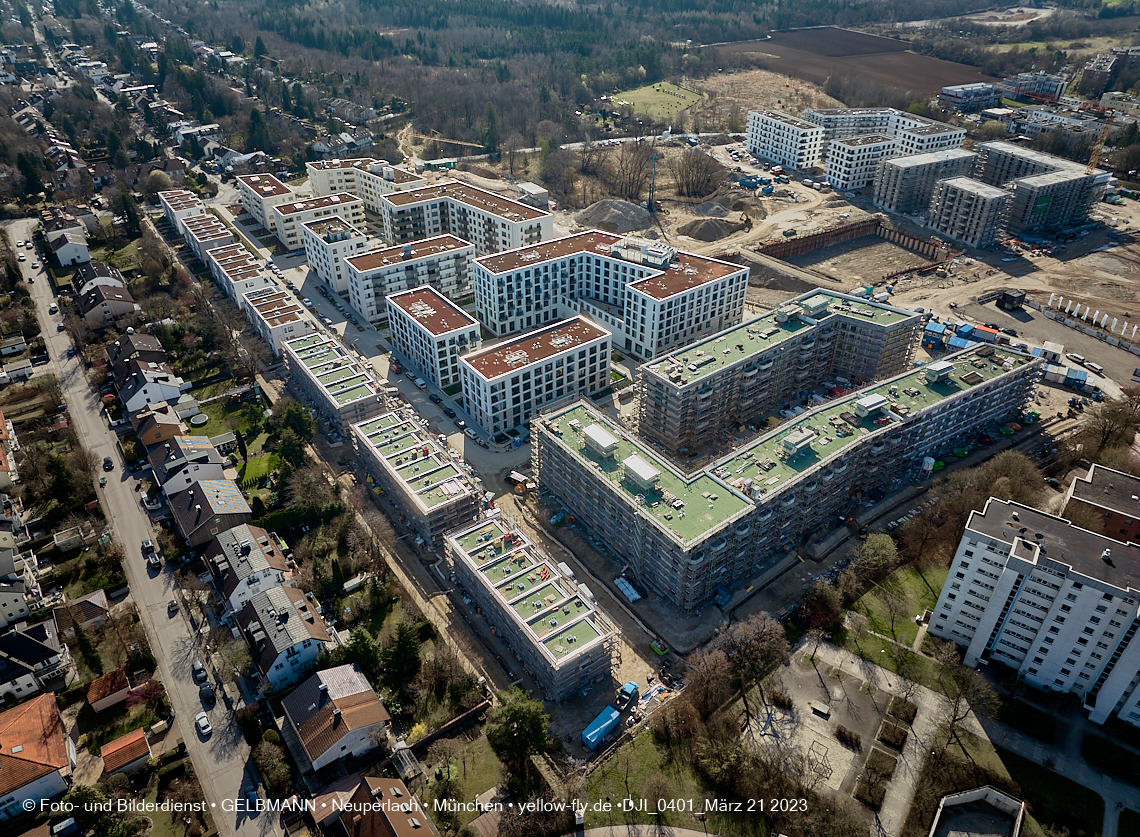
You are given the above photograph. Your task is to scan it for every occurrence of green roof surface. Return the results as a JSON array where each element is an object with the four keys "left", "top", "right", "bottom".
[
  {"left": 714, "top": 346, "right": 1031, "bottom": 493},
  {"left": 643, "top": 290, "right": 917, "bottom": 385},
  {"left": 287, "top": 333, "right": 380, "bottom": 407},
  {"left": 355, "top": 413, "right": 473, "bottom": 510},
  {"left": 544, "top": 403, "right": 751, "bottom": 544}
]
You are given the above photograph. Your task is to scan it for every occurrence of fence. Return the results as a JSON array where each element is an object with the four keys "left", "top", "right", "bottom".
[
  {"left": 757, "top": 215, "right": 951, "bottom": 264},
  {"left": 1022, "top": 298, "right": 1140, "bottom": 357}
]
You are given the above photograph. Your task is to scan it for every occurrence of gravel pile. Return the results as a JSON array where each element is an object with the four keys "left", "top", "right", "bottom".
[{"left": 576, "top": 199, "right": 652, "bottom": 233}]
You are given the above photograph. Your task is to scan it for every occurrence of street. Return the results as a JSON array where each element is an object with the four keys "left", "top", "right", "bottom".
[{"left": 7, "top": 218, "right": 279, "bottom": 837}]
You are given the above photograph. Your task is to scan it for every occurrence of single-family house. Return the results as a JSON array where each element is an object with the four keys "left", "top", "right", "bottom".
[
  {"left": 0, "top": 626, "right": 69, "bottom": 689},
  {"left": 117, "top": 359, "right": 190, "bottom": 414},
  {"left": 107, "top": 334, "right": 167, "bottom": 381},
  {"left": 237, "top": 586, "right": 330, "bottom": 693},
  {"left": 54, "top": 589, "right": 108, "bottom": 637},
  {"left": 0, "top": 693, "right": 76, "bottom": 821},
  {"left": 206, "top": 524, "right": 291, "bottom": 613},
  {"left": 337, "top": 777, "right": 437, "bottom": 837},
  {"left": 169, "top": 479, "right": 252, "bottom": 548},
  {"left": 133, "top": 405, "right": 185, "bottom": 448},
  {"left": 74, "top": 262, "right": 125, "bottom": 296},
  {"left": 281, "top": 665, "right": 389, "bottom": 771},
  {"left": 148, "top": 436, "right": 226, "bottom": 498},
  {"left": 49, "top": 229, "right": 90, "bottom": 267},
  {"left": 79, "top": 284, "right": 139, "bottom": 327},
  {"left": 0, "top": 579, "right": 29, "bottom": 629}
]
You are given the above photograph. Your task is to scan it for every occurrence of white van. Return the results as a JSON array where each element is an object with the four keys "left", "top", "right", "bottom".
[
  {"left": 1086, "top": 362, "right": 1104, "bottom": 375},
  {"left": 414, "top": 377, "right": 427, "bottom": 389},
  {"left": 464, "top": 428, "right": 479, "bottom": 440}
]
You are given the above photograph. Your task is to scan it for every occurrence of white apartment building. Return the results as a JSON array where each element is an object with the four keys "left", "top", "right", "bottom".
[
  {"left": 300, "top": 218, "right": 370, "bottom": 295},
  {"left": 243, "top": 286, "right": 315, "bottom": 356},
  {"left": 158, "top": 189, "right": 204, "bottom": 234},
  {"left": 270, "top": 193, "right": 365, "bottom": 252},
  {"left": 802, "top": 107, "right": 966, "bottom": 158},
  {"left": 825, "top": 135, "right": 899, "bottom": 190},
  {"left": 181, "top": 214, "right": 234, "bottom": 262},
  {"left": 746, "top": 110, "right": 825, "bottom": 170},
  {"left": 344, "top": 235, "right": 475, "bottom": 324},
  {"left": 460, "top": 316, "right": 611, "bottom": 435},
  {"left": 473, "top": 231, "right": 748, "bottom": 360},
  {"left": 236, "top": 173, "right": 295, "bottom": 236},
  {"left": 386, "top": 285, "right": 481, "bottom": 391},
  {"left": 206, "top": 243, "right": 275, "bottom": 304},
  {"left": 305, "top": 158, "right": 427, "bottom": 212},
  {"left": 929, "top": 498, "right": 1140, "bottom": 728},
  {"left": 376, "top": 180, "right": 552, "bottom": 254}
]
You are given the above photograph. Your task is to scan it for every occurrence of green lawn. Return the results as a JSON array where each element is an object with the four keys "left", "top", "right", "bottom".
[
  {"left": 584, "top": 730, "right": 766, "bottom": 835},
  {"left": 612, "top": 81, "right": 702, "bottom": 121},
  {"left": 1000, "top": 747, "right": 1104, "bottom": 837},
  {"left": 78, "top": 702, "right": 160, "bottom": 755},
  {"left": 850, "top": 564, "right": 947, "bottom": 647},
  {"left": 425, "top": 736, "right": 501, "bottom": 826},
  {"left": 997, "top": 699, "right": 1057, "bottom": 744},
  {"left": 238, "top": 452, "right": 279, "bottom": 485},
  {"left": 1081, "top": 734, "right": 1140, "bottom": 786},
  {"left": 840, "top": 630, "right": 942, "bottom": 691}
]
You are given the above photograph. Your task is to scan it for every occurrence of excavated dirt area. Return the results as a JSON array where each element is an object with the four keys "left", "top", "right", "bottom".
[{"left": 787, "top": 237, "right": 933, "bottom": 286}]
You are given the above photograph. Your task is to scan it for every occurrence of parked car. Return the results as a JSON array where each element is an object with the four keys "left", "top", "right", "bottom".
[
  {"left": 443, "top": 407, "right": 457, "bottom": 418},
  {"left": 454, "top": 419, "right": 466, "bottom": 430},
  {"left": 194, "top": 711, "right": 212, "bottom": 737},
  {"left": 103, "top": 457, "right": 114, "bottom": 471},
  {"left": 191, "top": 659, "right": 207, "bottom": 682},
  {"left": 199, "top": 683, "right": 215, "bottom": 706},
  {"left": 428, "top": 393, "right": 442, "bottom": 404},
  {"left": 1000, "top": 327, "right": 1017, "bottom": 337},
  {"left": 168, "top": 600, "right": 178, "bottom": 616}
]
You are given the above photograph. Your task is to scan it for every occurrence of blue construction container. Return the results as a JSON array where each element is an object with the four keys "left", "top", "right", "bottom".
[
  {"left": 582, "top": 707, "right": 621, "bottom": 750},
  {"left": 956, "top": 323, "right": 975, "bottom": 338}
]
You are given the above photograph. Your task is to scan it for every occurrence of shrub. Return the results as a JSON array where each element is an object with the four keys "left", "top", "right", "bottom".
[
  {"left": 262, "top": 729, "right": 282, "bottom": 746},
  {"left": 836, "top": 725, "right": 862, "bottom": 750},
  {"left": 769, "top": 688, "right": 793, "bottom": 711},
  {"left": 877, "top": 721, "right": 908, "bottom": 751},
  {"left": 887, "top": 696, "right": 918, "bottom": 724}
]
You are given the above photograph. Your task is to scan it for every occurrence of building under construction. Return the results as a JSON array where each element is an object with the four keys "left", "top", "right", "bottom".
[
  {"left": 446, "top": 517, "right": 620, "bottom": 701},
  {"left": 635, "top": 289, "right": 922, "bottom": 457},
  {"left": 927, "top": 177, "right": 1010, "bottom": 248},
  {"left": 972, "top": 141, "right": 1112, "bottom": 236},
  {"left": 873, "top": 148, "right": 977, "bottom": 215}
]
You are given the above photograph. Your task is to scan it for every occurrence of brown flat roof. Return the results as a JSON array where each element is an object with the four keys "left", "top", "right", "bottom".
[
  {"left": 237, "top": 173, "right": 292, "bottom": 198},
  {"left": 308, "top": 158, "right": 379, "bottom": 170},
  {"left": 346, "top": 234, "right": 471, "bottom": 273},
  {"left": 301, "top": 217, "right": 366, "bottom": 241},
  {"left": 462, "top": 316, "right": 609, "bottom": 381},
  {"left": 383, "top": 179, "right": 547, "bottom": 221},
  {"left": 474, "top": 230, "right": 620, "bottom": 275},
  {"left": 387, "top": 286, "right": 477, "bottom": 337},
  {"left": 274, "top": 193, "right": 362, "bottom": 217},
  {"left": 249, "top": 289, "right": 304, "bottom": 324},
  {"left": 624, "top": 252, "right": 743, "bottom": 301}
]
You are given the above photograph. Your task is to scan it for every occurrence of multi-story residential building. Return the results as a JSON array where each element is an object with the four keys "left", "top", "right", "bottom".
[
  {"left": 376, "top": 181, "right": 552, "bottom": 254},
  {"left": 472, "top": 231, "right": 748, "bottom": 360},
  {"left": 181, "top": 214, "right": 234, "bottom": 262},
  {"left": 300, "top": 218, "right": 369, "bottom": 296},
  {"left": 147, "top": 435, "right": 226, "bottom": 498},
  {"left": 306, "top": 158, "right": 427, "bottom": 212},
  {"left": 157, "top": 189, "right": 204, "bottom": 233},
  {"left": 270, "top": 193, "right": 365, "bottom": 252},
  {"left": 345, "top": 235, "right": 475, "bottom": 322},
  {"left": 1079, "top": 54, "right": 1118, "bottom": 96},
  {"left": 536, "top": 344, "right": 1041, "bottom": 610},
  {"left": 236, "top": 173, "right": 295, "bottom": 236},
  {"left": 243, "top": 286, "right": 315, "bottom": 355},
  {"left": 205, "top": 523, "right": 292, "bottom": 613},
  {"left": 802, "top": 107, "right": 966, "bottom": 158},
  {"left": 825, "top": 135, "right": 899, "bottom": 191},
  {"left": 168, "top": 479, "right": 252, "bottom": 548},
  {"left": 0, "top": 694, "right": 76, "bottom": 821},
  {"left": 636, "top": 290, "right": 922, "bottom": 456},
  {"left": 745, "top": 110, "right": 825, "bottom": 170},
  {"left": 385, "top": 286, "right": 481, "bottom": 391},
  {"left": 927, "top": 177, "right": 1011, "bottom": 248},
  {"left": 237, "top": 586, "right": 330, "bottom": 693},
  {"left": 940, "top": 83, "right": 1003, "bottom": 112},
  {"left": 281, "top": 665, "right": 390, "bottom": 771},
  {"left": 972, "top": 141, "right": 1112, "bottom": 236},
  {"left": 460, "top": 316, "right": 610, "bottom": 436},
  {"left": 928, "top": 498, "right": 1140, "bottom": 728},
  {"left": 446, "top": 518, "right": 621, "bottom": 701},
  {"left": 999, "top": 71, "right": 1067, "bottom": 101},
  {"left": 873, "top": 149, "right": 977, "bottom": 215},
  {"left": 1065, "top": 465, "right": 1140, "bottom": 544},
  {"left": 352, "top": 412, "right": 480, "bottom": 548},
  {"left": 206, "top": 243, "right": 275, "bottom": 304},
  {"left": 282, "top": 333, "right": 387, "bottom": 434}
]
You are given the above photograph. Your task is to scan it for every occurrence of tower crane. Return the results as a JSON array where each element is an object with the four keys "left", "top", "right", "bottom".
[{"left": 1079, "top": 102, "right": 1118, "bottom": 175}]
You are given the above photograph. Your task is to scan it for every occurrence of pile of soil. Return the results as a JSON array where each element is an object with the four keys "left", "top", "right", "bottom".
[
  {"left": 678, "top": 217, "right": 746, "bottom": 242},
  {"left": 576, "top": 199, "right": 652, "bottom": 233},
  {"left": 693, "top": 200, "right": 730, "bottom": 218}
]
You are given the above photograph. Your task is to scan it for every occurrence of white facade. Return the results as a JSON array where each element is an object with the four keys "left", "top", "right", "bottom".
[
  {"left": 206, "top": 243, "right": 275, "bottom": 304},
  {"left": 473, "top": 231, "right": 748, "bottom": 360},
  {"left": 746, "top": 110, "right": 824, "bottom": 170},
  {"left": 158, "top": 189, "right": 205, "bottom": 233},
  {"left": 244, "top": 286, "right": 316, "bottom": 356},
  {"left": 300, "top": 218, "right": 370, "bottom": 296},
  {"left": 121, "top": 370, "right": 188, "bottom": 414},
  {"left": 181, "top": 214, "right": 235, "bottom": 262},
  {"left": 929, "top": 498, "right": 1140, "bottom": 728},
  {"left": 802, "top": 107, "right": 966, "bottom": 158},
  {"left": 0, "top": 583, "right": 28, "bottom": 629},
  {"left": 306, "top": 158, "right": 427, "bottom": 212},
  {"left": 345, "top": 235, "right": 475, "bottom": 323},
  {"left": 825, "top": 135, "right": 899, "bottom": 191},
  {"left": 386, "top": 286, "right": 481, "bottom": 390},
  {"left": 0, "top": 768, "right": 68, "bottom": 821},
  {"left": 270, "top": 193, "right": 365, "bottom": 252},
  {"left": 236, "top": 173, "right": 295, "bottom": 236},
  {"left": 460, "top": 316, "right": 611, "bottom": 435}
]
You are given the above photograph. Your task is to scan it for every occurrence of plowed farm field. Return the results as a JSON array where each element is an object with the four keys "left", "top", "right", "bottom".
[{"left": 716, "top": 27, "right": 995, "bottom": 93}]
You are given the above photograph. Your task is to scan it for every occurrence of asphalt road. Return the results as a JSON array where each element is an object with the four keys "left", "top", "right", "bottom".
[{"left": 6, "top": 218, "right": 279, "bottom": 837}]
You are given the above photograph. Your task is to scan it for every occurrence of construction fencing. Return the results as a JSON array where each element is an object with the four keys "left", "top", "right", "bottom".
[{"left": 758, "top": 216, "right": 950, "bottom": 263}]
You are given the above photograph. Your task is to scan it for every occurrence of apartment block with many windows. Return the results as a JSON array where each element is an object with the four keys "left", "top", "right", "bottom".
[
  {"left": 271, "top": 193, "right": 365, "bottom": 252},
  {"left": 386, "top": 285, "right": 481, "bottom": 391},
  {"left": 460, "top": 316, "right": 610, "bottom": 435},
  {"left": 243, "top": 286, "right": 315, "bottom": 356},
  {"left": 535, "top": 345, "right": 1041, "bottom": 610},
  {"left": 745, "top": 110, "right": 824, "bottom": 170},
  {"left": 873, "top": 149, "right": 977, "bottom": 215},
  {"left": 181, "top": 214, "right": 234, "bottom": 262},
  {"left": 927, "top": 177, "right": 1011, "bottom": 248},
  {"left": 282, "top": 333, "right": 387, "bottom": 434},
  {"left": 801, "top": 107, "right": 965, "bottom": 158},
  {"left": 158, "top": 189, "right": 204, "bottom": 234},
  {"left": 305, "top": 158, "right": 427, "bottom": 213},
  {"left": 205, "top": 243, "right": 275, "bottom": 304},
  {"left": 929, "top": 498, "right": 1140, "bottom": 728},
  {"left": 345, "top": 235, "right": 475, "bottom": 323},
  {"left": 352, "top": 412, "right": 480, "bottom": 548},
  {"left": 824, "top": 135, "right": 899, "bottom": 191},
  {"left": 472, "top": 231, "right": 747, "bottom": 360},
  {"left": 1065, "top": 465, "right": 1140, "bottom": 544},
  {"left": 446, "top": 517, "right": 620, "bottom": 701},
  {"left": 236, "top": 173, "right": 295, "bottom": 236},
  {"left": 376, "top": 181, "right": 552, "bottom": 255},
  {"left": 300, "top": 218, "right": 370, "bottom": 295}
]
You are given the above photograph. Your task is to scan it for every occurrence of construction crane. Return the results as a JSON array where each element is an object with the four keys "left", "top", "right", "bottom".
[
  {"left": 1086, "top": 110, "right": 1116, "bottom": 175},
  {"left": 408, "top": 131, "right": 485, "bottom": 150}
]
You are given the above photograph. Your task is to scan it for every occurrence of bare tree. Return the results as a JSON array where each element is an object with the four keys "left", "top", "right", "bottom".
[
  {"left": 934, "top": 641, "right": 1000, "bottom": 752},
  {"left": 879, "top": 582, "right": 908, "bottom": 640},
  {"left": 683, "top": 647, "right": 732, "bottom": 716},
  {"left": 715, "top": 611, "right": 789, "bottom": 724},
  {"left": 667, "top": 148, "right": 724, "bottom": 198},
  {"left": 503, "top": 133, "right": 526, "bottom": 175},
  {"left": 607, "top": 141, "right": 655, "bottom": 202}
]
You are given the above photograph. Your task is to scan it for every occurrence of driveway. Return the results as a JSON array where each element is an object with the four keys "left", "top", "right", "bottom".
[{"left": 7, "top": 217, "right": 280, "bottom": 837}]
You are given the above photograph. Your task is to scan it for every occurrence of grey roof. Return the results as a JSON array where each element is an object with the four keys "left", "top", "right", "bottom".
[
  {"left": 1069, "top": 464, "right": 1140, "bottom": 523},
  {"left": 148, "top": 435, "right": 224, "bottom": 483},
  {"left": 969, "top": 498, "right": 1140, "bottom": 594},
  {"left": 206, "top": 523, "right": 289, "bottom": 598},
  {"left": 169, "top": 479, "right": 252, "bottom": 543},
  {"left": 238, "top": 587, "right": 330, "bottom": 676}
]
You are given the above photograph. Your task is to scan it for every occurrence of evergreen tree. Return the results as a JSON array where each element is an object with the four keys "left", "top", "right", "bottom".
[
  {"left": 483, "top": 103, "right": 499, "bottom": 153},
  {"left": 235, "top": 429, "right": 248, "bottom": 461},
  {"left": 16, "top": 152, "right": 42, "bottom": 195},
  {"left": 254, "top": 36, "right": 267, "bottom": 58},
  {"left": 247, "top": 108, "right": 272, "bottom": 152}
]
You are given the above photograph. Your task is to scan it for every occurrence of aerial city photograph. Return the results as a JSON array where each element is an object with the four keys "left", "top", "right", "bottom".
[{"left": 0, "top": 0, "right": 1138, "bottom": 835}]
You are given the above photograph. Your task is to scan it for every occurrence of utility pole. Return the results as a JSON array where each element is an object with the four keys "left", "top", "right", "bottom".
[{"left": 649, "top": 151, "right": 657, "bottom": 212}]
